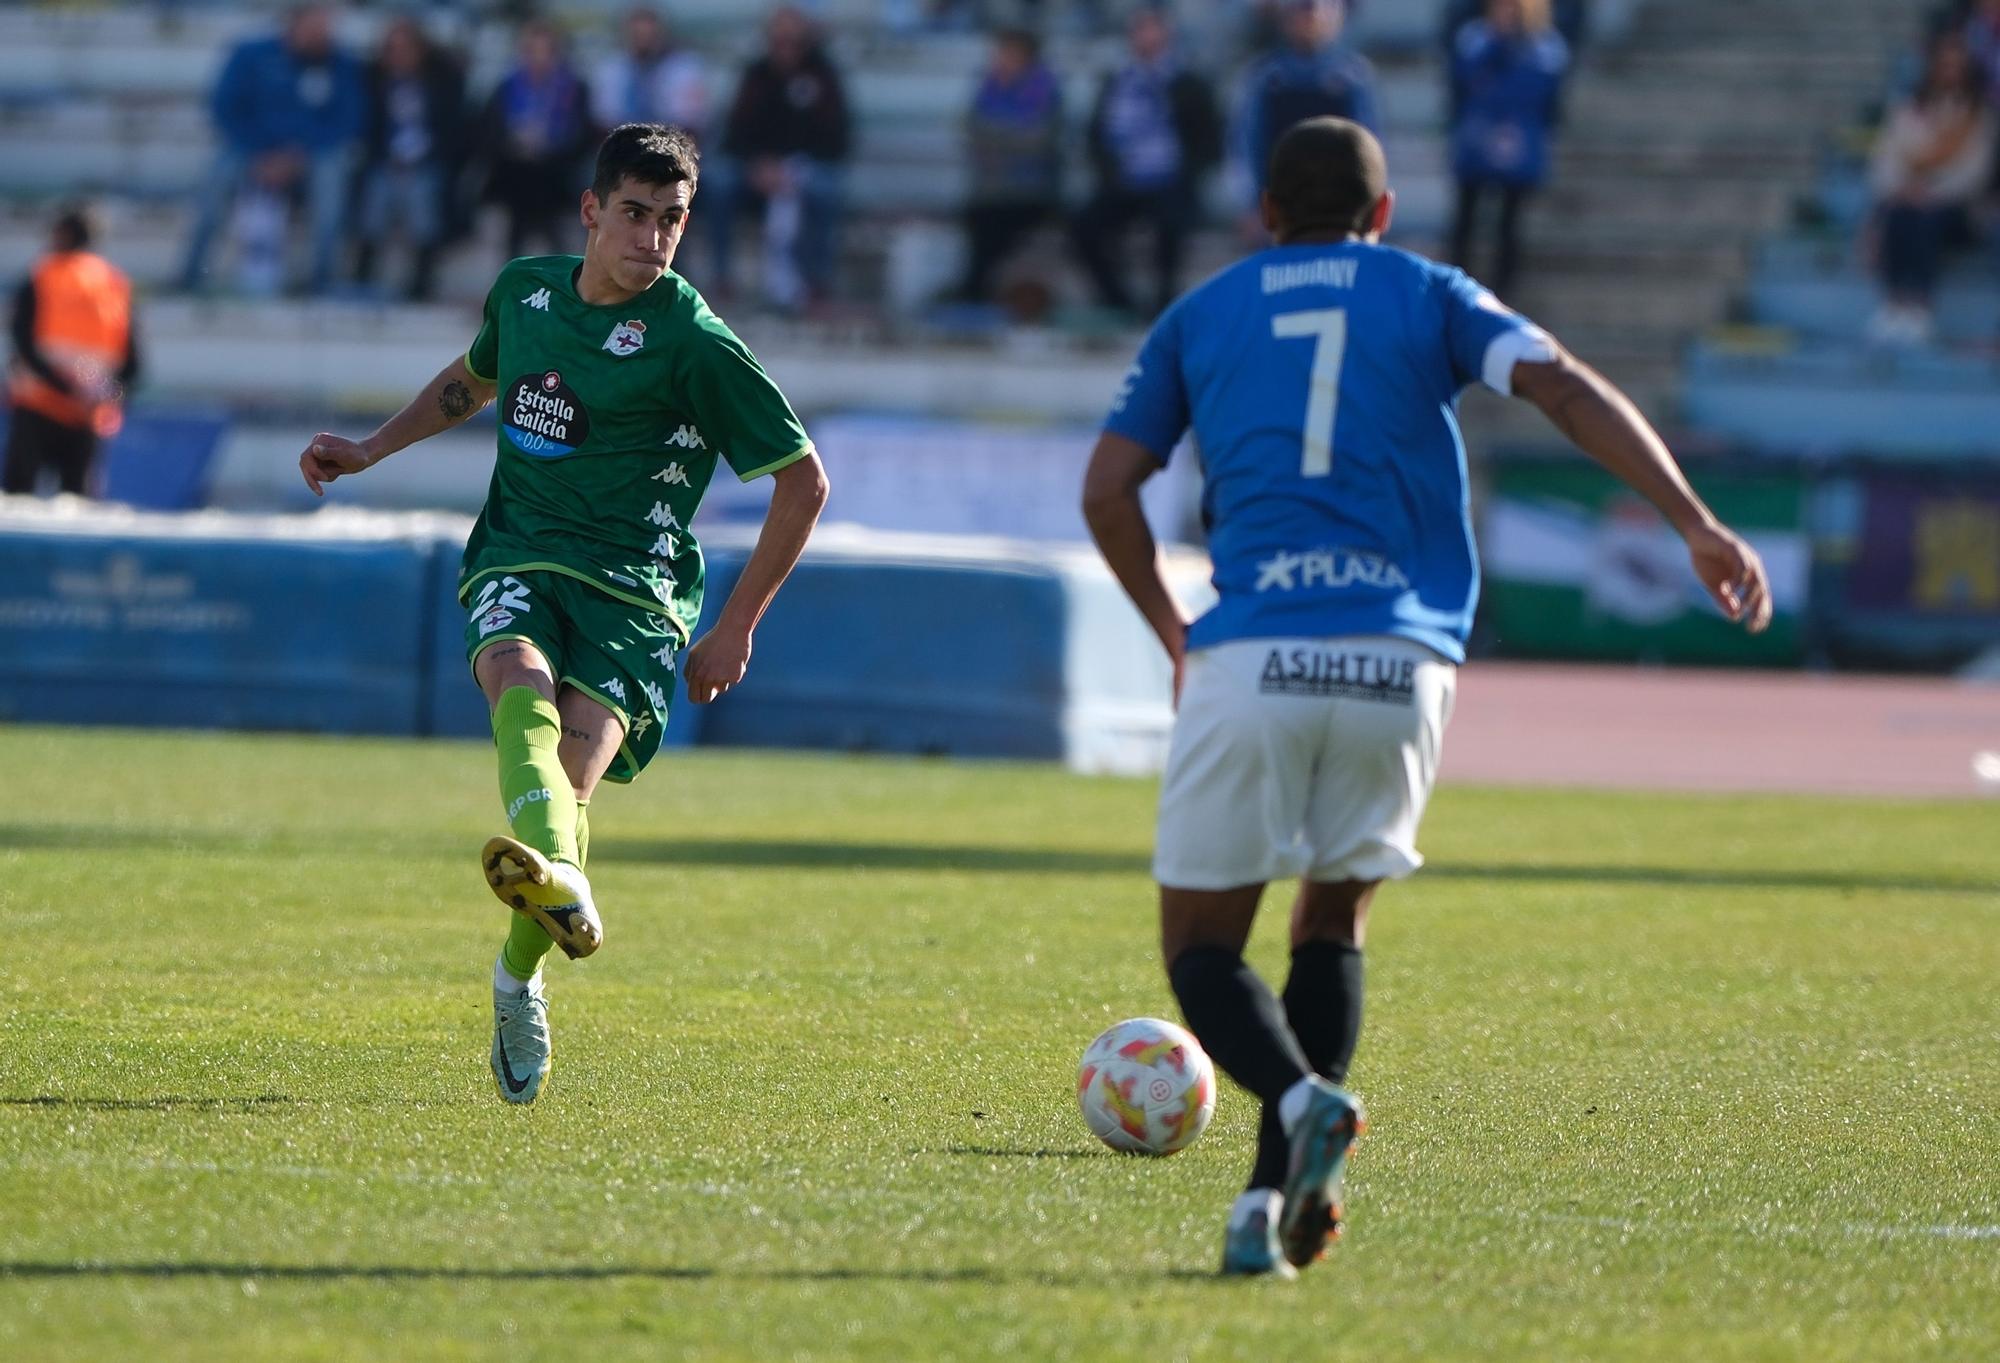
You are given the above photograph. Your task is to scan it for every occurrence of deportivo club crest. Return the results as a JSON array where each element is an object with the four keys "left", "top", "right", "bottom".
[{"left": 603, "top": 319, "right": 647, "bottom": 356}]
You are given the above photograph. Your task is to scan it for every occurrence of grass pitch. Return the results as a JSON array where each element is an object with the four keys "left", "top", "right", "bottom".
[{"left": 1, "top": 724, "right": 1995, "bottom": 1362}]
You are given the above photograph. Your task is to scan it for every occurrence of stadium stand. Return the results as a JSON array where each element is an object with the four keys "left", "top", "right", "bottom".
[
  {"left": 1681, "top": 1, "right": 2000, "bottom": 461},
  {"left": 6, "top": 0, "right": 1992, "bottom": 699}
]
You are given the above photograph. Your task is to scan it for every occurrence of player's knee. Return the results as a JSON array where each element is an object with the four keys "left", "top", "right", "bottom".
[
  {"left": 475, "top": 642, "right": 557, "bottom": 708},
  {"left": 1293, "top": 879, "right": 1377, "bottom": 948}
]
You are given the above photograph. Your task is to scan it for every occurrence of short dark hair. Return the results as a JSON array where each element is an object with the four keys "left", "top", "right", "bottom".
[
  {"left": 1266, "top": 116, "right": 1387, "bottom": 238},
  {"left": 995, "top": 26, "right": 1040, "bottom": 60},
  {"left": 591, "top": 122, "right": 700, "bottom": 202},
  {"left": 51, "top": 202, "right": 98, "bottom": 251}
]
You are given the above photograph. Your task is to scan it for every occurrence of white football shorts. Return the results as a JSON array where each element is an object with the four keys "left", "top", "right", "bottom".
[{"left": 1153, "top": 635, "right": 1457, "bottom": 890}]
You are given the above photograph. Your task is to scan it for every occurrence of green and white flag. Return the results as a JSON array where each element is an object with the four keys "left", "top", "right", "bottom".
[{"left": 1480, "top": 462, "right": 1808, "bottom": 664}]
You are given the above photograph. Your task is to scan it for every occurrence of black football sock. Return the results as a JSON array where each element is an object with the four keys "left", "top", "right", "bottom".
[
  {"left": 1285, "top": 941, "right": 1365, "bottom": 1083},
  {"left": 1247, "top": 941, "right": 1365, "bottom": 1191},
  {"left": 1167, "top": 945, "right": 1312, "bottom": 1110}
]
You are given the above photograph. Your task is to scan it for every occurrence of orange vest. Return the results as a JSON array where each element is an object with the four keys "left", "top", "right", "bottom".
[{"left": 7, "top": 250, "right": 132, "bottom": 437}]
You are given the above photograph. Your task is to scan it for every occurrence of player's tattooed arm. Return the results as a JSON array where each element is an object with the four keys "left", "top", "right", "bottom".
[
  {"left": 298, "top": 348, "right": 496, "bottom": 495},
  {"left": 439, "top": 381, "right": 477, "bottom": 422}
]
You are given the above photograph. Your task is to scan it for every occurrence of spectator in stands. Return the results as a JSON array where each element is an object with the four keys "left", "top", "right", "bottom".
[
  {"left": 1441, "top": 0, "right": 1586, "bottom": 54},
  {"left": 177, "top": 3, "right": 365, "bottom": 296},
  {"left": 709, "top": 6, "right": 852, "bottom": 311},
  {"left": 476, "top": 20, "right": 599, "bottom": 261},
  {"left": 1960, "top": 0, "right": 2000, "bottom": 91},
  {"left": 1867, "top": 29, "right": 1995, "bottom": 345},
  {"left": 592, "top": 7, "right": 712, "bottom": 141},
  {"left": 1232, "top": 0, "right": 1378, "bottom": 231},
  {"left": 1071, "top": 8, "right": 1223, "bottom": 319},
  {"left": 1445, "top": 0, "right": 1570, "bottom": 298},
  {"left": 957, "top": 28, "right": 1065, "bottom": 306},
  {"left": 351, "top": 16, "right": 465, "bottom": 302},
  {"left": 5, "top": 205, "right": 139, "bottom": 498}
]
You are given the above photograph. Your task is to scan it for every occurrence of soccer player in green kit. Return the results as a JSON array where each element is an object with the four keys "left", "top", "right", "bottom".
[{"left": 298, "top": 124, "right": 830, "bottom": 1103}]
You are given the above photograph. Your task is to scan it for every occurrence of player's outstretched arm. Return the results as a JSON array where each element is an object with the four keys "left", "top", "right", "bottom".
[
  {"left": 683, "top": 450, "right": 830, "bottom": 704},
  {"left": 1511, "top": 348, "right": 1774, "bottom": 633},
  {"left": 1084, "top": 432, "right": 1190, "bottom": 694},
  {"left": 299, "top": 355, "right": 497, "bottom": 497}
]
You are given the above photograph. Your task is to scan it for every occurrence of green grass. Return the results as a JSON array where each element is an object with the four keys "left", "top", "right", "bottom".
[{"left": 1, "top": 724, "right": 1996, "bottom": 1362}]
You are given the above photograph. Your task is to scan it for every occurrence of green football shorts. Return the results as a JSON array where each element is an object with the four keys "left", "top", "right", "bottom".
[{"left": 463, "top": 569, "right": 683, "bottom": 783}]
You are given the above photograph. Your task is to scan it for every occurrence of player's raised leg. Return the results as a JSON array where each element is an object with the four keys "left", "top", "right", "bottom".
[
  {"left": 476, "top": 640, "right": 601, "bottom": 963},
  {"left": 476, "top": 641, "right": 620, "bottom": 1105}
]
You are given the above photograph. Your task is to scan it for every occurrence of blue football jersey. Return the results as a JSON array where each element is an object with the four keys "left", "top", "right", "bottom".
[{"left": 1103, "top": 241, "right": 1550, "bottom": 663}]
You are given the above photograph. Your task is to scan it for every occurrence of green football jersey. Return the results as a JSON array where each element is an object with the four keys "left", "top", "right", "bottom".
[{"left": 459, "top": 255, "right": 814, "bottom": 640}]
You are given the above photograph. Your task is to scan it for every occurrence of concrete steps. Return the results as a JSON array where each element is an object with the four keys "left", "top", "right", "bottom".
[{"left": 1459, "top": 0, "right": 1914, "bottom": 445}]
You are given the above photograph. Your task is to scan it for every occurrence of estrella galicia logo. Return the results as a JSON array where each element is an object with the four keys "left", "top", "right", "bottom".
[{"left": 503, "top": 370, "right": 592, "bottom": 457}]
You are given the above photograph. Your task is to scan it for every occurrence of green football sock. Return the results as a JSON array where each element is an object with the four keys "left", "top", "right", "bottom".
[
  {"left": 493, "top": 687, "right": 577, "bottom": 983},
  {"left": 493, "top": 686, "right": 579, "bottom": 867},
  {"left": 501, "top": 912, "right": 553, "bottom": 983},
  {"left": 496, "top": 800, "right": 590, "bottom": 983}
]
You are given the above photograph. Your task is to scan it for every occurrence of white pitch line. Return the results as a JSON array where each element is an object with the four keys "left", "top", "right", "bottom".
[
  {"left": 6, "top": 1158, "right": 1997, "bottom": 1244},
  {"left": 1447, "top": 1206, "right": 2000, "bottom": 1244}
]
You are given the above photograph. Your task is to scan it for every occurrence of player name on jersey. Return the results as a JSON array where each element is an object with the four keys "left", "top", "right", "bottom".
[{"left": 1260, "top": 258, "right": 1360, "bottom": 294}]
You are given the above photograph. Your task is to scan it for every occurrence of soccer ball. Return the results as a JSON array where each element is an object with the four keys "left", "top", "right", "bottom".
[{"left": 1076, "top": 1017, "right": 1215, "bottom": 1155}]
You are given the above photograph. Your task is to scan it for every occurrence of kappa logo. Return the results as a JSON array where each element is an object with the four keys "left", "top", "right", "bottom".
[
  {"left": 650, "top": 643, "right": 677, "bottom": 672},
  {"left": 645, "top": 501, "right": 682, "bottom": 530},
  {"left": 600, "top": 678, "right": 629, "bottom": 704},
  {"left": 664, "top": 424, "right": 706, "bottom": 450},
  {"left": 1110, "top": 359, "right": 1143, "bottom": 413},
  {"left": 603, "top": 319, "right": 647, "bottom": 356},
  {"left": 521, "top": 287, "right": 552, "bottom": 312},
  {"left": 648, "top": 533, "right": 676, "bottom": 558},
  {"left": 652, "top": 463, "right": 691, "bottom": 486}
]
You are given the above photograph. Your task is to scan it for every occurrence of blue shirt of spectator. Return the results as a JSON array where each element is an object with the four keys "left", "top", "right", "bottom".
[
  {"left": 1103, "top": 59, "right": 1184, "bottom": 192},
  {"left": 211, "top": 32, "right": 365, "bottom": 156},
  {"left": 967, "top": 40, "right": 1063, "bottom": 203},
  {"left": 1449, "top": 19, "right": 1568, "bottom": 188},
  {"left": 1237, "top": 41, "right": 1379, "bottom": 199}
]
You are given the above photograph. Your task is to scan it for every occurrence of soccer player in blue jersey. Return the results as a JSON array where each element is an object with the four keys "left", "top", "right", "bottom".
[{"left": 1083, "top": 117, "right": 1772, "bottom": 1278}]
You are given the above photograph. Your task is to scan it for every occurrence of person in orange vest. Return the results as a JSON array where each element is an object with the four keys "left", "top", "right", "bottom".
[{"left": 4, "top": 204, "right": 140, "bottom": 496}]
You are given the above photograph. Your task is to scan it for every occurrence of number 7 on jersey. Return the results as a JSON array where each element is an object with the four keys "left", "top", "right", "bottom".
[{"left": 1271, "top": 308, "right": 1348, "bottom": 477}]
